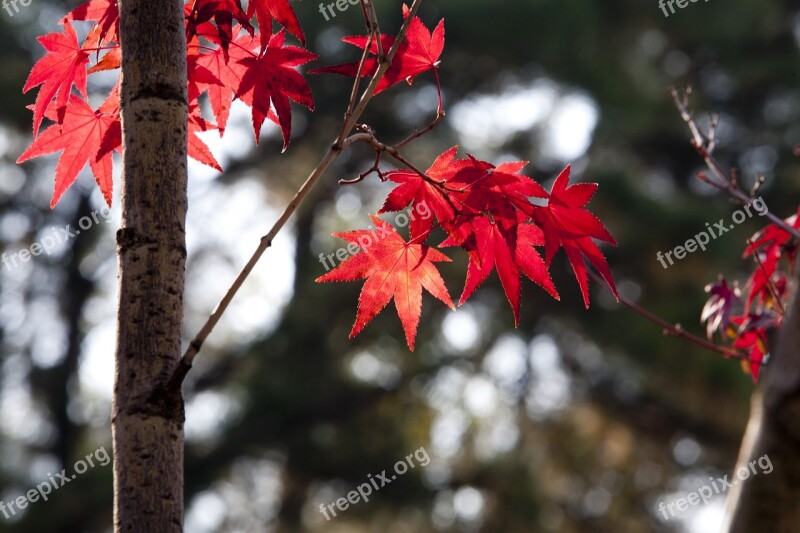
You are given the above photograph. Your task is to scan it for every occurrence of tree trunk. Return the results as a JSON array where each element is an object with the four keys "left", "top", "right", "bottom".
[
  {"left": 723, "top": 286, "right": 800, "bottom": 532},
  {"left": 112, "top": 0, "right": 188, "bottom": 530}
]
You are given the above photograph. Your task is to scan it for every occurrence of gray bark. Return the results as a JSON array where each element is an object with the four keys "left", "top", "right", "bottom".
[
  {"left": 112, "top": 0, "right": 188, "bottom": 530},
  {"left": 723, "top": 287, "right": 800, "bottom": 532}
]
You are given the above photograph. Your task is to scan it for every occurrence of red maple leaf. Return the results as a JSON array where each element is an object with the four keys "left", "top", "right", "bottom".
[
  {"left": 186, "top": 0, "right": 253, "bottom": 59},
  {"left": 744, "top": 207, "right": 800, "bottom": 263},
  {"left": 743, "top": 245, "right": 782, "bottom": 312},
  {"left": 190, "top": 33, "right": 256, "bottom": 135},
  {"left": 247, "top": 0, "right": 305, "bottom": 50},
  {"left": 62, "top": 0, "right": 119, "bottom": 49},
  {"left": 17, "top": 90, "right": 121, "bottom": 207},
  {"left": 310, "top": 6, "right": 444, "bottom": 94},
  {"left": 516, "top": 221, "right": 561, "bottom": 303},
  {"left": 87, "top": 47, "right": 121, "bottom": 74},
  {"left": 731, "top": 315, "right": 770, "bottom": 382},
  {"left": 379, "top": 147, "right": 547, "bottom": 243},
  {"left": 188, "top": 104, "right": 223, "bottom": 171},
  {"left": 378, "top": 146, "right": 477, "bottom": 238},
  {"left": 235, "top": 31, "right": 317, "bottom": 149},
  {"left": 533, "top": 165, "right": 617, "bottom": 307},
  {"left": 739, "top": 208, "right": 800, "bottom": 312},
  {"left": 24, "top": 21, "right": 89, "bottom": 138},
  {"left": 450, "top": 159, "right": 548, "bottom": 229},
  {"left": 390, "top": 149, "right": 546, "bottom": 248},
  {"left": 316, "top": 215, "right": 454, "bottom": 350},
  {"left": 441, "top": 215, "right": 558, "bottom": 325}
]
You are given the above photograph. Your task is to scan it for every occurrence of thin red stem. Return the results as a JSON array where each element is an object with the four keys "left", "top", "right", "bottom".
[{"left": 587, "top": 270, "right": 760, "bottom": 364}]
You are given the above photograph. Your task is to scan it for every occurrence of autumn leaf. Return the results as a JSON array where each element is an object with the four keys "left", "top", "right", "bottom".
[
  {"left": 316, "top": 215, "right": 454, "bottom": 350},
  {"left": 742, "top": 207, "right": 800, "bottom": 311},
  {"left": 186, "top": 0, "right": 253, "bottom": 59},
  {"left": 247, "top": 0, "right": 305, "bottom": 50},
  {"left": 701, "top": 277, "right": 741, "bottom": 340},
  {"left": 459, "top": 160, "right": 548, "bottom": 226},
  {"left": 380, "top": 147, "right": 560, "bottom": 323},
  {"left": 516, "top": 221, "right": 560, "bottom": 304},
  {"left": 744, "top": 245, "right": 782, "bottom": 312},
  {"left": 62, "top": 0, "right": 119, "bottom": 48},
  {"left": 731, "top": 315, "right": 771, "bottom": 382},
  {"left": 441, "top": 215, "right": 558, "bottom": 325},
  {"left": 17, "top": 90, "right": 121, "bottom": 208},
  {"left": 310, "top": 6, "right": 444, "bottom": 94},
  {"left": 88, "top": 46, "right": 121, "bottom": 74},
  {"left": 533, "top": 165, "right": 617, "bottom": 307},
  {"left": 188, "top": 104, "right": 223, "bottom": 171},
  {"left": 190, "top": 33, "right": 253, "bottom": 135},
  {"left": 378, "top": 146, "right": 472, "bottom": 238},
  {"left": 743, "top": 207, "right": 800, "bottom": 262},
  {"left": 235, "top": 30, "right": 317, "bottom": 148},
  {"left": 379, "top": 147, "right": 544, "bottom": 241},
  {"left": 24, "top": 21, "right": 89, "bottom": 138}
]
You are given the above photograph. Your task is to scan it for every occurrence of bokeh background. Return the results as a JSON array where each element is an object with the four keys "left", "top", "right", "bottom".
[{"left": 1, "top": 0, "right": 799, "bottom": 531}]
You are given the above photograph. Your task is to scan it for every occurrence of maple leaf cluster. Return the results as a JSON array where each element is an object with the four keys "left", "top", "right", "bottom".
[
  {"left": 308, "top": 10, "right": 618, "bottom": 350},
  {"left": 309, "top": 4, "right": 445, "bottom": 94},
  {"left": 702, "top": 207, "right": 800, "bottom": 381},
  {"left": 318, "top": 157, "right": 618, "bottom": 350},
  {"left": 18, "top": 0, "right": 316, "bottom": 207},
  {"left": 18, "top": 2, "right": 621, "bottom": 353},
  {"left": 17, "top": 1, "right": 457, "bottom": 209}
]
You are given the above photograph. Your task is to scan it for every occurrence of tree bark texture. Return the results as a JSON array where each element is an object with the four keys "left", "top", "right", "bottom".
[
  {"left": 113, "top": 0, "right": 188, "bottom": 530},
  {"left": 724, "top": 285, "right": 800, "bottom": 532}
]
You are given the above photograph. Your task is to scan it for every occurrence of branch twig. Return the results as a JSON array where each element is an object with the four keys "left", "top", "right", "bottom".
[
  {"left": 170, "top": 0, "right": 427, "bottom": 388},
  {"left": 396, "top": 68, "right": 445, "bottom": 149},
  {"left": 670, "top": 87, "right": 800, "bottom": 242},
  {"left": 587, "top": 270, "right": 761, "bottom": 364}
]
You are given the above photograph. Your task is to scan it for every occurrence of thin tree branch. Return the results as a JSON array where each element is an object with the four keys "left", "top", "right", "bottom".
[
  {"left": 170, "top": 0, "right": 427, "bottom": 388},
  {"left": 587, "top": 270, "right": 760, "bottom": 364},
  {"left": 670, "top": 87, "right": 800, "bottom": 242},
  {"left": 343, "top": 1, "right": 380, "bottom": 135},
  {"left": 344, "top": 129, "right": 463, "bottom": 192}
]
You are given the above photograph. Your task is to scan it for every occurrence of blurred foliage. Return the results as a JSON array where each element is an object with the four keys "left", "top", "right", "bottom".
[{"left": 0, "top": 0, "right": 799, "bottom": 532}]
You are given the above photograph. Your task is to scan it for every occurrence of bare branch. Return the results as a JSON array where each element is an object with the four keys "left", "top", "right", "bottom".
[{"left": 670, "top": 87, "right": 800, "bottom": 242}]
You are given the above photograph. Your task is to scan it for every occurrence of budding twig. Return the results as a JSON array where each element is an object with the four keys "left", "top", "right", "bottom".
[{"left": 670, "top": 86, "right": 800, "bottom": 242}]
